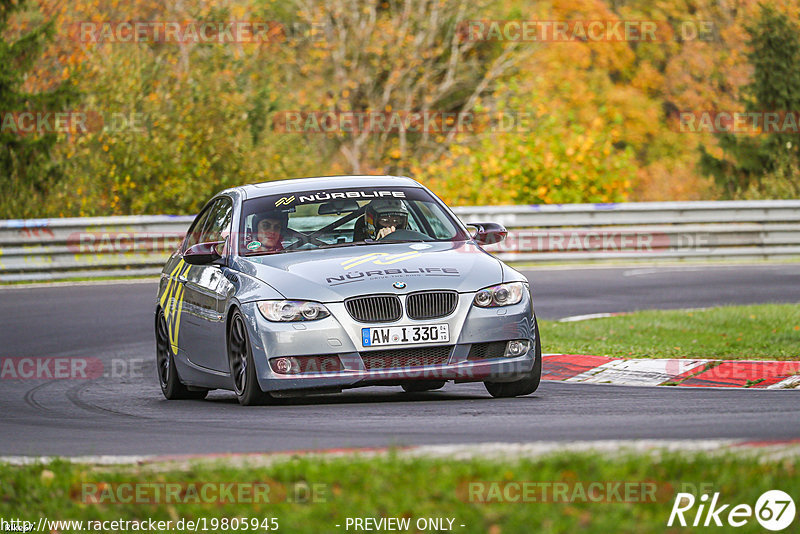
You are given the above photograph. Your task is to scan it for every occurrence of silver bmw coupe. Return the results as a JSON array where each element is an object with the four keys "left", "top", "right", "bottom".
[{"left": 155, "top": 176, "right": 540, "bottom": 405}]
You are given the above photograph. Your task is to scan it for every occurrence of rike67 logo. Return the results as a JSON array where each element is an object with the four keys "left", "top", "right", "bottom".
[{"left": 668, "top": 490, "right": 796, "bottom": 531}]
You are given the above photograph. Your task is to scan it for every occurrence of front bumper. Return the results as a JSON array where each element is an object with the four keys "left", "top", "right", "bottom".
[{"left": 239, "top": 292, "right": 536, "bottom": 393}]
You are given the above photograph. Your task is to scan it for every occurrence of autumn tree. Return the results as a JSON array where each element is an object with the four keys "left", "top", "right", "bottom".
[
  {"left": 415, "top": 0, "right": 641, "bottom": 205},
  {"left": 45, "top": 0, "right": 323, "bottom": 216},
  {"left": 699, "top": 4, "right": 800, "bottom": 198},
  {"left": 286, "top": 0, "right": 522, "bottom": 174},
  {"left": 0, "top": 0, "right": 76, "bottom": 217}
]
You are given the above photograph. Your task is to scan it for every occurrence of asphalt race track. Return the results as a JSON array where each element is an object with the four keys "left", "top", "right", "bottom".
[{"left": 1, "top": 263, "right": 799, "bottom": 456}]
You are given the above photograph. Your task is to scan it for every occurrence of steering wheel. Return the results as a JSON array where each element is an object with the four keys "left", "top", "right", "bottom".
[{"left": 378, "top": 228, "right": 430, "bottom": 241}]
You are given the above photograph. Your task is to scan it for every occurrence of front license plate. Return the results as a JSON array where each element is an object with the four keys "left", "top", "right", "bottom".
[{"left": 361, "top": 324, "right": 450, "bottom": 347}]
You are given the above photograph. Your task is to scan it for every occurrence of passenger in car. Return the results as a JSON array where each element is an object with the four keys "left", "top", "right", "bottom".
[{"left": 252, "top": 211, "right": 287, "bottom": 252}]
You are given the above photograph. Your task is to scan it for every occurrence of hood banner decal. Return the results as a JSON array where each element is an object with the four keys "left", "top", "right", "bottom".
[{"left": 326, "top": 266, "right": 459, "bottom": 285}]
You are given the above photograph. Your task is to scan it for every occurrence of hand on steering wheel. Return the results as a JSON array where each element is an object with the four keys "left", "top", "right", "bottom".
[{"left": 376, "top": 226, "right": 396, "bottom": 239}]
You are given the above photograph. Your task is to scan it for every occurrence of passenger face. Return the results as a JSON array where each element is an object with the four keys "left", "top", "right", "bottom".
[{"left": 257, "top": 218, "right": 282, "bottom": 247}]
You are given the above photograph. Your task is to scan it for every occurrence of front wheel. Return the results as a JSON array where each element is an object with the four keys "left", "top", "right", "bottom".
[
  {"left": 228, "top": 310, "right": 274, "bottom": 406},
  {"left": 155, "top": 309, "right": 208, "bottom": 400},
  {"left": 484, "top": 319, "right": 542, "bottom": 398}
]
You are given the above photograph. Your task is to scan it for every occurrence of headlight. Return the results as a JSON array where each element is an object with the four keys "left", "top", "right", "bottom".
[
  {"left": 473, "top": 282, "right": 526, "bottom": 308},
  {"left": 257, "top": 300, "right": 331, "bottom": 322}
]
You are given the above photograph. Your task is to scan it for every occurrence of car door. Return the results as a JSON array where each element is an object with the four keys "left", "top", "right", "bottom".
[
  {"left": 180, "top": 197, "right": 233, "bottom": 372},
  {"left": 161, "top": 204, "right": 213, "bottom": 359}
]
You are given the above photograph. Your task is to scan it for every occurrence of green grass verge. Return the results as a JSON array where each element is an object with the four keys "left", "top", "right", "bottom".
[
  {"left": 2, "top": 451, "right": 798, "bottom": 533},
  {"left": 541, "top": 303, "right": 800, "bottom": 360}
]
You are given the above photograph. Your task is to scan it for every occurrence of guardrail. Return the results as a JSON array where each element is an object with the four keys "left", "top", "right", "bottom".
[
  {"left": 461, "top": 200, "right": 800, "bottom": 262},
  {"left": 1, "top": 200, "right": 799, "bottom": 281},
  {"left": 0, "top": 215, "right": 193, "bottom": 282}
]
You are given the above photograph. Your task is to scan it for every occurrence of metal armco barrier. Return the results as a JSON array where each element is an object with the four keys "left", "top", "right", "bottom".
[
  {"left": 456, "top": 200, "right": 800, "bottom": 262},
  {"left": 1, "top": 200, "right": 799, "bottom": 282},
  {"left": 0, "top": 215, "right": 193, "bottom": 282}
]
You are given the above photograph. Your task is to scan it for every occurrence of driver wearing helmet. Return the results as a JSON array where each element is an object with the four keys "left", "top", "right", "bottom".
[
  {"left": 250, "top": 210, "right": 287, "bottom": 252},
  {"left": 364, "top": 198, "right": 409, "bottom": 240}
]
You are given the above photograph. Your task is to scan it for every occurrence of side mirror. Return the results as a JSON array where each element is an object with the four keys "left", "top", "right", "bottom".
[
  {"left": 467, "top": 222, "right": 507, "bottom": 246},
  {"left": 183, "top": 241, "right": 225, "bottom": 265}
]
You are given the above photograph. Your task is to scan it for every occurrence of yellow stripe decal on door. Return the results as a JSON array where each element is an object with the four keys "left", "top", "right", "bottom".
[
  {"left": 161, "top": 259, "right": 189, "bottom": 354},
  {"left": 170, "top": 283, "right": 185, "bottom": 354},
  {"left": 160, "top": 259, "right": 184, "bottom": 312}
]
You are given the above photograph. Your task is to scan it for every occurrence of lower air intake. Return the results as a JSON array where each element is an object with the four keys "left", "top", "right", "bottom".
[{"left": 360, "top": 346, "right": 452, "bottom": 370}]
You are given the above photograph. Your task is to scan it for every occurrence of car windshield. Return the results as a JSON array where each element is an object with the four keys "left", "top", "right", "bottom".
[{"left": 239, "top": 186, "right": 468, "bottom": 255}]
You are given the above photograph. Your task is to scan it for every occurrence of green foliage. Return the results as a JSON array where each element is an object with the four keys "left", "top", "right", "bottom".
[
  {"left": 699, "top": 4, "right": 800, "bottom": 198},
  {"left": 416, "top": 96, "right": 636, "bottom": 206},
  {"left": 0, "top": 0, "right": 77, "bottom": 218},
  {"left": 48, "top": 13, "right": 323, "bottom": 216}
]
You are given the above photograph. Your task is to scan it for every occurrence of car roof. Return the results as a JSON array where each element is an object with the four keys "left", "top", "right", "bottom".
[{"left": 234, "top": 175, "right": 422, "bottom": 200}]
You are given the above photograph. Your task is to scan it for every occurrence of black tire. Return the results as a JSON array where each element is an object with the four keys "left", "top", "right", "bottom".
[
  {"left": 228, "top": 310, "right": 274, "bottom": 406},
  {"left": 155, "top": 309, "right": 208, "bottom": 400},
  {"left": 484, "top": 318, "right": 542, "bottom": 398},
  {"left": 401, "top": 380, "right": 446, "bottom": 393}
]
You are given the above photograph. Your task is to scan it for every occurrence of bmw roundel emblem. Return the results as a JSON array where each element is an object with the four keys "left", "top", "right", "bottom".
[{"left": 393, "top": 282, "right": 406, "bottom": 289}]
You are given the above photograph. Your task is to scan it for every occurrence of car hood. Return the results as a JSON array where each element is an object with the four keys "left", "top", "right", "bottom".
[{"left": 236, "top": 241, "right": 503, "bottom": 302}]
